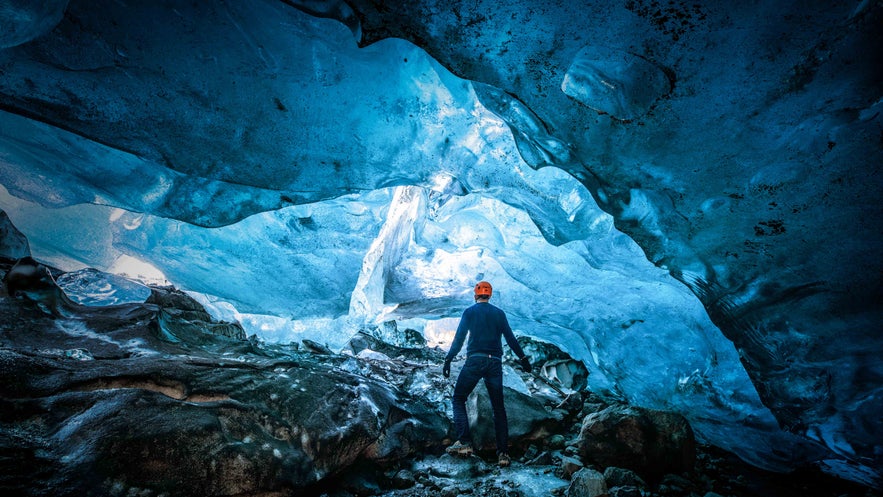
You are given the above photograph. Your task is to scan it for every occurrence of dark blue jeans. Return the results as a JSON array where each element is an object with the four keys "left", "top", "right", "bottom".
[{"left": 452, "top": 354, "right": 508, "bottom": 454}]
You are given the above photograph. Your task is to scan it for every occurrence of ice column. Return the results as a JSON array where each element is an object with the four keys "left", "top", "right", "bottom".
[{"left": 349, "top": 185, "right": 425, "bottom": 321}]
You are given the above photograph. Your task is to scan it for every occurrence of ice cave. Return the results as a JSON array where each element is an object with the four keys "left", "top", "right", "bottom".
[{"left": 0, "top": 0, "right": 881, "bottom": 496}]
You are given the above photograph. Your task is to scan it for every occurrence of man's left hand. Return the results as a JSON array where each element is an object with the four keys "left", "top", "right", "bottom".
[{"left": 519, "top": 356, "right": 532, "bottom": 374}]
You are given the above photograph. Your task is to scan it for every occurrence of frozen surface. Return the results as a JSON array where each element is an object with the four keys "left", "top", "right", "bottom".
[
  {"left": 56, "top": 268, "right": 151, "bottom": 306},
  {"left": 561, "top": 46, "right": 671, "bottom": 120}
]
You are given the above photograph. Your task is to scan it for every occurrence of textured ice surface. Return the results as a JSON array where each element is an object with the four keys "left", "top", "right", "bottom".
[
  {"left": 0, "top": 0, "right": 68, "bottom": 49},
  {"left": 561, "top": 46, "right": 671, "bottom": 120},
  {"left": 56, "top": 268, "right": 151, "bottom": 306}
]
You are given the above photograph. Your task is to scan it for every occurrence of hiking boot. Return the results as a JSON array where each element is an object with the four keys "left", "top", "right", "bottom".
[
  {"left": 498, "top": 452, "right": 511, "bottom": 467},
  {"left": 445, "top": 441, "right": 473, "bottom": 457}
]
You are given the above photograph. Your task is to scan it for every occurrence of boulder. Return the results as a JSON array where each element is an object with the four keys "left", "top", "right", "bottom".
[
  {"left": 603, "top": 466, "right": 647, "bottom": 490},
  {"left": 578, "top": 404, "right": 696, "bottom": 483},
  {"left": 560, "top": 455, "right": 585, "bottom": 479},
  {"left": 2, "top": 256, "right": 75, "bottom": 316},
  {"left": 390, "top": 468, "right": 417, "bottom": 489},
  {"left": 0, "top": 210, "right": 30, "bottom": 260},
  {"left": 361, "top": 320, "right": 427, "bottom": 349},
  {"left": 148, "top": 285, "right": 247, "bottom": 341},
  {"left": 609, "top": 487, "right": 643, "bottom": 497},
  {"left": 342, "top": 329, "right": 443, "bottom": 363},
  {"left": 566, "top": 467, "right": 608, "bottom": 497},
  {"left": 466, "top": 381, "right": 564, "bottom": 453}
]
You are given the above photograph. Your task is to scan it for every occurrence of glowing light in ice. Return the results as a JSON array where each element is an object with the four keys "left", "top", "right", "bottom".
[
  {"left": 423, "top": 318, "right": 459, "bottom": 350},
  {"left": 107, "top": 255, "right": 168, "bottom": 285},
  {"left": 429, "top": 173, "right": 453, "bottom": 192}
]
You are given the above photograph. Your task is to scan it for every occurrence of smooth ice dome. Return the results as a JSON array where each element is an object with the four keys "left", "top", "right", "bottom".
[
  {"left": 561, "top": 46, "right": 672, "bottom": 120},
  {"left": 1, "top": 0, "right": 881, "bottom": 490}
]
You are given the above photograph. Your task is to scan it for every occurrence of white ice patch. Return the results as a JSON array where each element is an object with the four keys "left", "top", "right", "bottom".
[
  {"left": 54, "top": 320, "right": 158, "bottom": 356},
  {"left": 39, "top": 348, "right": 94, "bottom": 361},
  {"left": 502, "top": 468, "right": 570, "bottom": 496},
  {"left": 106, "top": 255, "right": 168, "bottom": 286},
  {"left": 356, "top": 349, "right": 392, "bottom": 361},
  {"left": 502, "top": 365, "right": 530, "bottom": 396}
]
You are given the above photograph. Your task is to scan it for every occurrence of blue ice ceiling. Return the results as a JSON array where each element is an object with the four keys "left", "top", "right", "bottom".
[{"left": 1, "top": 0, "right": 881, "bottom": 487}]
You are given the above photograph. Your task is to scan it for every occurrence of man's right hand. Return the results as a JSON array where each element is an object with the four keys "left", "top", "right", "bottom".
[{"left": 442, "top": 360, "right": 451, "bottom": 378}]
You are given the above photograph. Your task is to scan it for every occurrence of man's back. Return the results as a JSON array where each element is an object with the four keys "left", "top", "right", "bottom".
[
  {"left": 461, "top": 302, "right": 510, "bottom": 357},
  {"left": 446, "top": 301, "right": 524, "bottom": 362}
]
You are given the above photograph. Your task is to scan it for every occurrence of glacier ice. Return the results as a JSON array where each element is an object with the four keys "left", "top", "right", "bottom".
[
  {"left": 561, "top": 46, "right": 671, "bottom": 121},
  {"left": 0, "top": 0, "right": 68, "bottom": 49},
  {"left": 56, "top": 268, "right": 151, "bottom": 306},
  {"left": 0, "top": 0, "right": 880, "bottom": 487}
]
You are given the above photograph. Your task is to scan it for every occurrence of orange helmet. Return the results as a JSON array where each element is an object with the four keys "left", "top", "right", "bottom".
[{"left": 474, "top": 281, "right": 493, "bottom": 298}]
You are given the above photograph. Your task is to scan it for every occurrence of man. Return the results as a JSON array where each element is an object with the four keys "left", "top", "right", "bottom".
[{"left": 442, "top": 280, "right": 531, "bottom": 467}]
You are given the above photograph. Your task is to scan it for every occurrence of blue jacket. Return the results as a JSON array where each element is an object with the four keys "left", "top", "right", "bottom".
[{"left": 445, "top": 301, "right": 526, "bottom": 362}]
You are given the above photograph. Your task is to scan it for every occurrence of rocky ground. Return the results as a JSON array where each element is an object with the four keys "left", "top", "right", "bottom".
[
  {"left": 0, "top": 255, "right": 879, "bottom": 497},
  {"left": 311, "top": 438, "right": 878, "bottom": 497}
]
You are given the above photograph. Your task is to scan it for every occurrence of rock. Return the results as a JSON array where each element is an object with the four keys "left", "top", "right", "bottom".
[
  {"left": 0, "top": 210, "right": 30, "bottom": 260},
  {"left": 560, "top": 455, "right": 584, "bottom": 479},
  {"left": 602, "top": 466, "right": 647, "bottom": 489},
  {"left": 581, "top": 391, "right": 610, "bottom": 411},
  {"left": 441, "top": 485, "right": 462, "bottom": 497},
  {"left": 338, "top": 468, "right": 382, "bottom": 496},
  {"left": 526, "top": 450, "right": 554, "bottom": 466},
  {"left": 301, "top": 338, "right": 334, "bottom": 355},
  {"left": 657, "top": 473, "right": 696, "bottom": 495},
  {"left": 342, "top": 330, "right": 443, "bottom": 363},
  {"left": 523, "top": 444, "right": 540, "bottom": 460},
  {"left": 2, "top": 256, "right": 75, "bottom": 316},
  {"left": 362, "top": 320, "right": 427, "bottom": 349},
  {"left": 148, "top": 285, "right": 247, "bottom": 341},
  {"left": 390, "top": 468, "right": 416, "bottom": 489},
  {"left": 147, "top": 284, "right": 213, "bottom": 315},
  {"left": 548, "top": 434, "right": 567, "bottom": 450},
  {"left": 609, "top": 486, "right": 643, "bottom": 497},
  {"left": 466, "top": 382, "right": 563, "bottom": 452},
  {"left": 566, "top": 467, "right": 608, "bottom": 497},
  {"left": 578, "top": 404, "right": 696, "bottom": 483}
]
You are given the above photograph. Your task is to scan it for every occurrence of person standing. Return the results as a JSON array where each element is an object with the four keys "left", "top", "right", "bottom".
[{"left": 442, "top": 281, "right": 532, "bottom": 467}]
